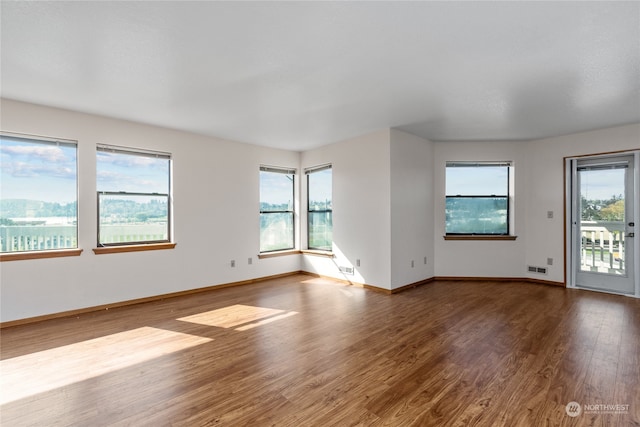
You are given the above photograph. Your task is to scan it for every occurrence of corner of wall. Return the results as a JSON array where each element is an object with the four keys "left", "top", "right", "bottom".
[{"left": 389, "top": 130, "right": 435, "bottom": 289}]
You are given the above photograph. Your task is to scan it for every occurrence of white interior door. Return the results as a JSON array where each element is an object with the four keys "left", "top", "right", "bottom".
[{"left": 571, "top": 155, "right": 635, "bottom": 295}]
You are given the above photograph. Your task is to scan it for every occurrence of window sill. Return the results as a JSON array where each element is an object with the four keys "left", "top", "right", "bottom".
[
  {"left": 0, "top": 248, "right": 83, "bottom": 262},
  {"left": 301, "top": 249, "right": 334, "bottom": 258},
  {"left": 443, "top": 235, "right": 517, "bottom": 241},
  {"left": 93, "top": 243, "right": 176, "bottom": 255},
  {"left": 258, "top": 250, "right": 302, "bottom": 259}
]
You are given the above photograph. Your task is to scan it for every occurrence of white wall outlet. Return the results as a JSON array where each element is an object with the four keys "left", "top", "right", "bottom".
[
  {"left": 356, "top": 259, "right": 361, "bottom": 267},
  {"left": 230, "top": 260, "right": 236, "bottom": 267},
  {"left": 248, "top": 257, "right": 252, "bottom": 265},
  {"left": 411, "top": 260, "right": 414, "bottom": 268},
  {"left": 547, "top": 258, "right": 553, "bottom": 266}
]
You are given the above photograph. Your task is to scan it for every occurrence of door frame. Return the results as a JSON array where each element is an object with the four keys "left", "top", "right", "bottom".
[{"left": 565, "top": 149, "right": 640, "bottom": 298}]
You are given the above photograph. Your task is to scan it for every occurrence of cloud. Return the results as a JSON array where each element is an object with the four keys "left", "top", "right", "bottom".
[
  {"left": 0, "top": 145, "right": 68, "bottom": 163},
  {"left": 97, "top": 170, "right": 125, "bottom": 181},
  {"left": 2, "top": 161, "right": 76, "bottom": 180},
  {"left": 0, "top": 141, "right": 76, "bottom": 181},
  {"left": 97, "top": 170, "right": 166, "bottom": 193},
  {"left": 97, "top": 152, "right": 166, "bottom": 170},
  {"left": 580, "top": 169, "right": 625, "bottom": 200}
]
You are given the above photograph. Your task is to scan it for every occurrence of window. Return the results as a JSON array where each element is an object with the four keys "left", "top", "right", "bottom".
[
  {"left": 0, "top": 133, "right": 78, "bottom": 253},
  {"left": 445, "top": 162, "right": 511, "bottom": 235},
  {"left": 306, "top": 165, "right": 332, "bottom": 251},
  {"left": 259, "top": 166, "right": 295, "bottom": 252},
  {"left": 96, "top": 145, "right": 171, "bottom": 246}
]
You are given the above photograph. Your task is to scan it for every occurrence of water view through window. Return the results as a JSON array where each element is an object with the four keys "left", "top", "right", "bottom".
[
  {"left": 307, "top": 167, "right": 332, "bottom": 250},
  {"left": 260, "top": 168, "right": 295, "bottom": 252},
  {"left": 446, "top": 163, "right": 510, "bottom": 235},
  {"left": 579, "top": 166, "right": 626, "bottom": 274},
  {"left": 0, "top": 134, "right": 78, "bottom": 253},
  {"left": 97, "top": 146, "right": 170, "bottom": 245}
]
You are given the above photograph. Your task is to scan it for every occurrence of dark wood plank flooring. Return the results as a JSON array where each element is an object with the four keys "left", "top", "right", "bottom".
[{"left": 1, "top": 274, "right": 639, "bottom": 426}]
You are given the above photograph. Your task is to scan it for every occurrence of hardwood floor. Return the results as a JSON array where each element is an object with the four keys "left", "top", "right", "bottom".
[{"left": 1, "top": 274, "right": 639, "bottom": 426}]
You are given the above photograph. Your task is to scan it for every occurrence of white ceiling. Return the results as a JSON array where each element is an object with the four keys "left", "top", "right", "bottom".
[{"left": 1, "top": 1, "right": 639, "bottom": 151}]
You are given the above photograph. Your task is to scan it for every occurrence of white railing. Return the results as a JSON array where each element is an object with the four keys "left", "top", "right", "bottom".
[
  {"left": 580, "top": 220, "right": 626, "bottom": 273},
  {"left": 1, "top": 224, "right": 167, "bottom": 252},
  {"left": 0, "top": 225, "right": 77, "bottom": 252},
  {"left": 99, "top": 224, "right": 167, "bottom": 244}
]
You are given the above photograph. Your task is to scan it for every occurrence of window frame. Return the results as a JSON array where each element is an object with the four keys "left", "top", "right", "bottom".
[
  {"left": 306, "top": 164, "right": 333, "bottom": 251},
  {"left": 259, "top": 165, "right": 296, "bottom": 254},
  {"left": 96, "top": 144, "right": 172, "bottom": 247},
  {"left": 445, "top": 161, "right": 512, "bottom": 237},
  {"left": 0, "top": 132, "right": 79, "bottom": 256}
]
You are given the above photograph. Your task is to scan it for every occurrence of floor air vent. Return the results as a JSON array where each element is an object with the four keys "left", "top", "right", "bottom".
[{"left": 339, "top": 266, "right": 354, "bottom": 275}]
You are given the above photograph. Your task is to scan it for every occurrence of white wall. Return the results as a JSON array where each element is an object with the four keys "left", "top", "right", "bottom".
[
  {"left": 432, "top": 124, "right": 640, "bottom": 284},
  {"left": 300, "top": 130, "right": 393, "bottom": 289},
  {"left": 0, "top": 99, "right": 301, "bottom": 322},
  {"left": 300, "top": 129, "right": 435, "bottom": 291},
  {"left": 523, "top": 124, "right": 640, "bottom": 284},
  {"left": 2, "top": 97, "right": 638, "bottom": 322},
  {"left": 390, "top": 129, "right": 434, "bottom": 289},
  {"left": 433, "top": 140, "right": 529, "bottom": 278}
]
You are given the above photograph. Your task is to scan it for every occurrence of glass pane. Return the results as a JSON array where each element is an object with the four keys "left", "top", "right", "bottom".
[
  {"left": 446, "top": 166, "right": 508, "bottom": 196},
  {"left": 308, "top": 169, "right": 332, "bottom": 211},
  {"left": 446, "top": 197, "right": 508, "bottom": 234},
  {"left": 309, "top": 211, "right": 332, "bottom": 250},
  {"left": 579, "top": 168, "right": 626, "bottom": 274},
  {"left": 98, "top": 194, "right": 169, "bottom": 245},
  {"left": 0, "top": 136, "right": 77, "bottom": 252},
  {"left": 260, "top": 212, "right": 294, "bottom": 252},
  {"left": 260, "top": 171, "right": 293, "bottom": 212},
  {"left": 97, "top": 151, "right": 169, "bottom": 194}
]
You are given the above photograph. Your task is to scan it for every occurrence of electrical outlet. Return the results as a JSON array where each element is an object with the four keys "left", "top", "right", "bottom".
[
  {"left": 547, "top": 211, "right": 554, "bottom": 219},
  {"left": 230, "top": 260, "right": 236, "bottom": 267},
  {"left": 248, "top": 257, "right": 252, "bottom": 265},
  {"left": 547, "top": 258, "right": 553, "bottom": 266},
  {"left": 424, "top": 256, "right": 427, "bottom": 265},
  {"left": 411, "top": 260, "right": 414, "bottom": 268},
  {"left": 356, "top": 259, "right": 361, "bottom": 267}
]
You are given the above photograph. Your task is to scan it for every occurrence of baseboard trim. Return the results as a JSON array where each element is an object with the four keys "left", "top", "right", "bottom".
[
  {"left": 0, "top": 271, "right": 303, "bottom": 329},
  {"left": 298, "top": 270, "right": 369, "bottom": 288},
  {"left": 299, "top": 272, "right": 435, "bottom": 295},
  {"left": 0, "top": 272, "right": 565, "bottom": 328},
  {"left": 389, "top": 278, "right": 436, "bottom": 294},
  {"left": 524, "top": 278, "right": 566, "bottom": 287},
  {"left": 298, "top": 271, "right": 392, "bottom": 294},
  {"left": 434, "top": 276, "right": 566, "bottom": 287}
]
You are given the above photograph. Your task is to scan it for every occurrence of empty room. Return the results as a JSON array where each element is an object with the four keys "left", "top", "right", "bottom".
[{"left": 1, "top": 1, "right": 639, "bottom": 426}]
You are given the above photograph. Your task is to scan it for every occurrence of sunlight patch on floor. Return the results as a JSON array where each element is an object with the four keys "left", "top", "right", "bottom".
[
  {"left": 178, "top": 304, "right": 298, "bottom": 330},
  {"left": 0, "top": 326, "right": 212, "bottom": 405},
  {"left": 234, "top": 311, "right": 298, "bottom": 331}
]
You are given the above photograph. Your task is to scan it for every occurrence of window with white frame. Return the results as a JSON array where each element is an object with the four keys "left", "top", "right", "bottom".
[
  {"left": 96, "top": 145, "right": 171, "bottom": 246},
  {"left": 306, "top": 165, "right": 332, "bottom": 251},
  {"left": 259, "top": 166, "right": 295, "bottom": 252},
  {"left": 445, "top": 161, "right": 512, "bottom": 235},
  {"left": 0, "top": 133, "right": 78, "bottom": 253}
]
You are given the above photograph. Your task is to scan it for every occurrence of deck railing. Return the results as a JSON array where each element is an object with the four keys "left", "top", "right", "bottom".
[
  {"left": 580, "top": 220, "right": 626, "bottom": 273},
  {"left": 1, "top": 221, "right": 626, "bottom": 263},
  {"left": 0, "top": 225, "right": 77, "bottom": 252},
  {"left": 1, "top": 224, "right": 167, "bottom": 252}
]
